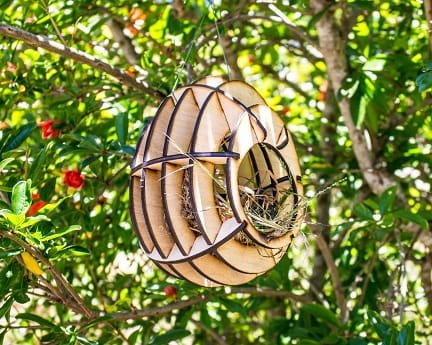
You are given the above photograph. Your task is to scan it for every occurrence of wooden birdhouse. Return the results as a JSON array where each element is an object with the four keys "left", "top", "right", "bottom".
[{"left": 130, "top": 76, "right": 303, "bottom": 287}]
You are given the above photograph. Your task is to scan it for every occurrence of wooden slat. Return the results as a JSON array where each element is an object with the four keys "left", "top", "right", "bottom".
[
  {"left": 130, "top": 176, "right": 154, "bottom": 253},
  {"left": 218, "top": 80, "right": 267, "bottom": 107},
  {"left": 162, "top": 163, "right": 196, "bottom": 254},
  {"left": 190, "top": 253, "right": 256, "bottom": 285},
  {"left": 173, "top": 86, "right": 214, "bottom": 108},
  {"left": 131, "top": 117, "right": 153, "bottom": 169},
  {"left": 169, "top": 262, "right": 220, "bottom": 287},
  {"left": 144, "top": 97, "right": 175, "bottom": 162},
  {"left": 191, "top": 162, "right": 222, "bottom": 243},
  {"left": 216, "top": 241, "right": 288, "bottom": 274},
  {"left": 143, "top": 169, "right": 174, "bottom": 257},
  {"left": 165, "top": 89, "right": 200, "bottom": 156}
]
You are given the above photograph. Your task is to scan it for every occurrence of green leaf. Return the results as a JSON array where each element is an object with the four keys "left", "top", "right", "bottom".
[
  {"left": 1, "top": 210, "right": 26, "bottom": 227},
  {"left": 0, "top": 331, "right": 5, "bottom": 345},
  {"left": 0, "top": 158, "right": 14, "bottom": 171},
  {"left": 79, "top": 315, "right": 114, "bottom": 332},
  {"left": 29, "top": 145, "right": 48, "bottom": 182},
  {"left": 355, "top": 93, "right": 368, "bottom": 127},
  {"left": 379, "top": 186, "right": 397, "bottom": 215},
  {"left": 2, "top": 124, "right": 36, "bottom": 153},
  {"left": 348, "top": 0, "right": 374, "bottom": 11},
  {"left": 0, "top": 248, "right": 22, "bottom": 259},
  {"left": 41, "top": 225, "right": 81, "bottom": 241},
  {"left": 363, "top": 58, "right": 386, "bottom": 72},
  {"left": 148, "top": 329, "right": 190, "bottom": 345},
  {"left": 17, "top": 215, "right": 50, "bottom": 229},
  {"left": 11, "top": 181, "right": 30, "bottom": 215},
  {"left": 394, "top": 210, "right": 429, "bottom": 230},
  {"left": 16, "top": 313, "right": 57, "bottom": 327},
  {"left": 37, "top": 197, "right": 70, "bottom": 215},
  {"left": 116, "top": 113, "right": 128, "bottom": 146},
  {"left": 353, "top": 203, "right": 373, "bottom": 221},
  {"left": 56, "top": 245, "right": 90, "bottom": 257},
  {"left": 302, "top": 304, "right": 341, "bottom": 328},
  {"left": 76, "top": 336, "right": 99, "bottom": 345},
  {"left": 398, "top": 321, "right": 414, "bottom": 345},
  {"left": 219, "top": 297, "right": 248, "bottom": 317},
  {"left": 415, "top": 71, "right": 432, "bottom": 92},
  {"left": 0, "top": 298, "right": 13, "bottom": 319}
]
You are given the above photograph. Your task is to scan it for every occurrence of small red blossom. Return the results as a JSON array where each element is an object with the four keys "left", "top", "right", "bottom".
[
  {"left": 63, "top": 169, "right": 85, "bottom": 189},
  {"left": 27, "top": 200, "right": 47, "bottom": 217},
  {"left": 247, "top": 54, "right": 255, "bottom": 63},
  {"left": 126, "top": 66, "right": 136, "bottom": 78},
  {"left": 164, "top": 285, "right": 177, "bottom": 299},
  {"left": 38, "top": 119, "right": 60, "bottom": 139},
  {"left": 317, "top": 80, "right": 328, "bottom": 102},
  {"left": 129, "top": 8, "right": 146, "bottom": 24},
  {"left": 6, "top": 62, "right": 17, "bottom": 73},
  {"left": 0, "top": 121, "right": 8, "bottom": 130},
  {"left": 27, "top": 193, "right": 46, "bottom": 217},
  {"left": 124, "top": 25, "right": 138, "bottom": 37}
]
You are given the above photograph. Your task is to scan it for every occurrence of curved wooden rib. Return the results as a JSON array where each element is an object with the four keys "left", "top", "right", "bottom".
[
  {"left": 130, "top": 177, "right": 153, "bottom": 252},
  {"left": 168, "top": 262, "right": 220, "bottom": 287},
  {"left": 218, "top": 80, "right": 267, "bottom": 107},
  {"left": 146, "top": 218, "right": 243, "bottom": 263},
  {"left": 161, "top": 89, "right": 200, "bottom": 255},
  {"left": 142, "top": 169, "right": 174, "bottom": 257},
  {"left": 154, "top": 262, "right": 181, "bottom": 279},
  {"left": 189, "top": 92, "right": 234, "bottom": 244},
  {"left": 189, "top": 252, "right": 257, "bottom": 285},
  {"left": 131, "top": 117, "right": 153, "bottom": 170},
  {"left": 216, "top": 242, "right": 287, "bottom": 274}
]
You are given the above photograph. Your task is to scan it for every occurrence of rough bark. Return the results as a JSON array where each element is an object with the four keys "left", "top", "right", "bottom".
[
  {"left": 219, "top": 35, "right": 244, "bottom": 81},
  {"left": 107, "top": 18, "right": 139, "bottom": 66},
  {"left": 424, "top": 0, "right": 432, "bottom": 54},
  {"left": 309, "top": 0, "right": 396, "bottom": 196}
]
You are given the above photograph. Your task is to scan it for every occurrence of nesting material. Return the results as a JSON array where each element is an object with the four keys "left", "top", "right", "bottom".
[{"left": 130, "top": 77, "right": 303, "bottom": 286}]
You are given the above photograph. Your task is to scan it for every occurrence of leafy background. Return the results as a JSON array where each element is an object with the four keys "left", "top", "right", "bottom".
[{"left": 0, "top": 0, "right": 431, "bottom": 344}]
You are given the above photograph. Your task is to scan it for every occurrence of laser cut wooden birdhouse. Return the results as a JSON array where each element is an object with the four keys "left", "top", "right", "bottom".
[{"left": 130, "top": 76, "right": 303, "bottom": 287}]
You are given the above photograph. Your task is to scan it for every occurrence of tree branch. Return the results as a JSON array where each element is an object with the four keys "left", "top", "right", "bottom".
[
  {"left": 219, "top": 35, "right": 244, "bottom": 80},
  {"left": 309, "top": 0, "right": 396, "bottom": 196},
  {"left": 0, "top": 23, "right": 165, "bottom": 100},
  {"left": 229, "top": 286, "right": 312, "bottom": 303},
  {"left": 312, "top": 231, "right": 348, "bottom": 323},
  {"left": 191, "top": 319, "right": 229, "bottom": 345},
  {"left": 106, "top": 18, "right": 139, "bottom": 66},
  {"left": 103, "top": 294, "right": 210, "bottom": 321},
  {"left": 424, "top": 0, "right": 432, "bottom": 54}
]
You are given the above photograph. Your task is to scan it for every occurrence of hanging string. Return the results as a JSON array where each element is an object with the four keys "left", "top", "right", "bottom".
[
  {"left": 171, "top": 1, "right": 231, "bottom": 96},
  {"left": 171, "top": 14, "right": 206, "bottom": 97},
  {"left": 209, "top": 1, "right": 231, "bottom": 80}
]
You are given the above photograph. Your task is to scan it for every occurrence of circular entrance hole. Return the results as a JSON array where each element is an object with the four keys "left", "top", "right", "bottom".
[{"left": 236, "top": 143, "right": 298, "bottom": 241}]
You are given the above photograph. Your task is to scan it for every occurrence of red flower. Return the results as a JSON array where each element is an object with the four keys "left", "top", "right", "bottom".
[
  {"left": 163, "top": 285, "right": 177, "bottom": 299},
  {"left": 38, "top": 119, "right": 60, "bottom": 139},
  {"left": 6, "top": 62, "right": 17, "bottom": 73},
  {"left": 63, "top": 169, "right": 85, "bottom": 189},
  {"left": 27, "top": 193, "right": 46, "bottom": 217},
  {"left": 129, "top": 8, "right": 146, "bottom": 24},
  {"left": 27, "top": 200, "right": 47, "bottom": 217}
]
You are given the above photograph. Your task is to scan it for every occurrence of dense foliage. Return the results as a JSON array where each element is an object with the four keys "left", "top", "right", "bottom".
[{"left": 0, "top": 0, "right": 431, "bottom": 344}]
